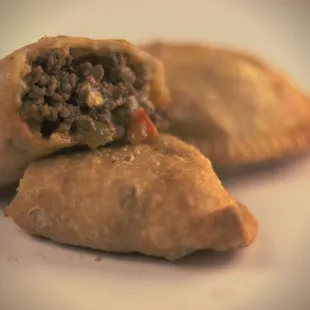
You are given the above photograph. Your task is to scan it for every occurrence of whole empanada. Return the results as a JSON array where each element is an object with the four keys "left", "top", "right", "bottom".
[
  {"left": 142, "top": 41, "right": 310, "bottom": 170},
  {"left": 5, "top": 135, "right": 258, "bottom": 260},
  {"left": 0, "top": 36, "right": 169, "bottom": 188}
]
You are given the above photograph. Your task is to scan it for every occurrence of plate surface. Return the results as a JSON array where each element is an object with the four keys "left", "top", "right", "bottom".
[{"left": 1, "top": 1, "right": 310, "bottom": 309}]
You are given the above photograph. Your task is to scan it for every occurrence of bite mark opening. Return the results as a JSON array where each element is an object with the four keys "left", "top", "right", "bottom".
[{"left": 20, "top": 49, "right": 158, "bottom": 147}]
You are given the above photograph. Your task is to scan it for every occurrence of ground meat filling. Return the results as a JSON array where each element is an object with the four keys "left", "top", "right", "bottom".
[{"left": 20, "top": 50, "right": 157, "bottom": 147}]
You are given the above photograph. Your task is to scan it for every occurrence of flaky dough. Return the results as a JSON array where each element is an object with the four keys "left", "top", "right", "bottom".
[{"left": 6, "top": 135, "right": 258, "bottom": 260}]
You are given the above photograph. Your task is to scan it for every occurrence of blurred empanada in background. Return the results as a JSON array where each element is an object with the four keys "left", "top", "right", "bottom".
[
  {"left": 141, "top": 41, "right": 310, "bottom": 170},
  {"left": 0, "top": 35, "right": 169, "bottom": 188},
  {"left": 6, "top": 135, "right": 258, "bottom": 260}
]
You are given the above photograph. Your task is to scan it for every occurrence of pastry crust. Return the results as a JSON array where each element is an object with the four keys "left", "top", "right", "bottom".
[
  {"left": 6, "top": 135, "right": 258, "bottom": 260},
  {"left": 141, "top": 41, "right": 310, "bottom": 169},
  {"left": 0, "top": 36, "right": 170, "bottom": 188}
]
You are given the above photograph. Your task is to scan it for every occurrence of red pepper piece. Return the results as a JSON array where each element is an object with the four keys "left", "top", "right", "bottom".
[{"left": 127, "top": 108, "right": 159, "bottom": 145}]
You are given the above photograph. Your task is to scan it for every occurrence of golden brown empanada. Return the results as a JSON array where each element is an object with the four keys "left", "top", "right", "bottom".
[
  {"left": 0, "top": 36, "right": 169, "bottom": 188},
  {"left": 5, "top": 135, "right": 258, "bottom": 260},
  {"left": 142, "top": 41, "right": 310, "bottom": 170}
]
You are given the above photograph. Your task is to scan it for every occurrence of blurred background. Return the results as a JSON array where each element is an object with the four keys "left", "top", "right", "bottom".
[{"left": 0, "top": 0, "right": 309, "bottom": 91}]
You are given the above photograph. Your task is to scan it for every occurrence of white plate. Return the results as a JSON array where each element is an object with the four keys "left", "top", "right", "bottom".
[{"left": 1, "top": 1, "right": 310, "bottom": 309}]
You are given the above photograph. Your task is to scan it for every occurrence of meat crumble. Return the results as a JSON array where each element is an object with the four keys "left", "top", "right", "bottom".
[{"left": 20, "top": 49, "right": 158, "bottom": 147}]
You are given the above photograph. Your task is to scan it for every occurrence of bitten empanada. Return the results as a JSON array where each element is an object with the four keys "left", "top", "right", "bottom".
[
  {"left": 6, "top": 135, "right": 258, "bottom": 260},
  {"left": 0, "top": 36, "right": 169, "bottom": 188},
  {"left": 142, "top": 41, "right": 310, "bottom": 169}
]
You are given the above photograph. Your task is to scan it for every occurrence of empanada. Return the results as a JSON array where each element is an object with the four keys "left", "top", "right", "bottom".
[
  {"left": 5, "top": 135, "right": 258, "bottom": 260},
  {"left": 0, "top": 36, "right": 169, "bottom": 187},
  {"left": 142, "top": 41, "right": 310, "bottom": 170}
]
